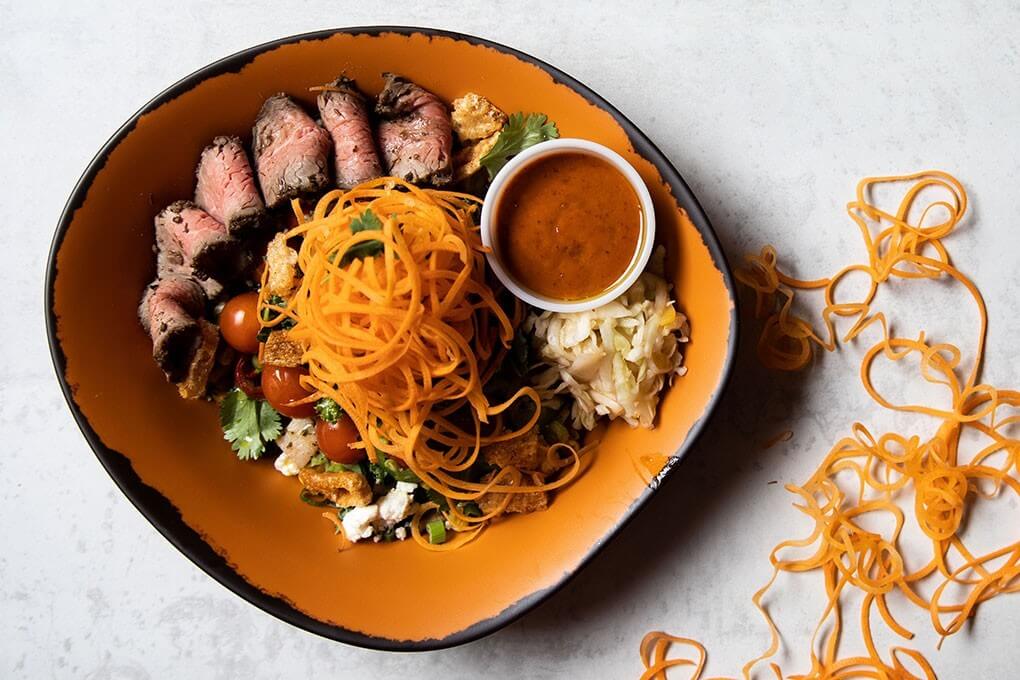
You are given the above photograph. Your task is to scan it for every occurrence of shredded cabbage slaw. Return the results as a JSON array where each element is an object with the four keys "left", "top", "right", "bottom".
[{"left": 526, "top": 252, "right": 688, "bottom": 430}]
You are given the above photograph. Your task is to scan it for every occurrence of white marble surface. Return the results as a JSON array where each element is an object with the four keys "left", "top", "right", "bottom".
[{"left": 4, "top": 1, "right": 1020, "bottom": 677}]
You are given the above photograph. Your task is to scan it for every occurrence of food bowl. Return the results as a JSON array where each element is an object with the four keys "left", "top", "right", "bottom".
[
  {"left": 480, "top": 138, "right": 657, "bottom": 313},
  {"left": 46, "top": 27, "right": 738, "bottom": 650}
]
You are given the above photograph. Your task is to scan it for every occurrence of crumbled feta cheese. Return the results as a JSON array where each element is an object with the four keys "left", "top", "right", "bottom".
[
  {"left": 342, "top": 505, "right": 379, "bottom": 542},
  {"left": 395, "top": 481, "right": 417, "bottom": 494},
  {"left": 394, "top": 526, "right": 407, "bottom": 541},
  {"left": 273, "top": 418, "right": 317, "bottom": 476},
  {"left": 379, "top": 486, "right": 414, "bottom": 525}
]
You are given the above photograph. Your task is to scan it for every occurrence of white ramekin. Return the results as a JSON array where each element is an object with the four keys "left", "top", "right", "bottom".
[{"left": 479, "top": 138, "right": 656, "bottom": 313}]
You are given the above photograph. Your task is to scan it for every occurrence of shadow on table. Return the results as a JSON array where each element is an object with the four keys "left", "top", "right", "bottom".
[{"left": 443, "top": 189, "right": 817, "bottom": 663}]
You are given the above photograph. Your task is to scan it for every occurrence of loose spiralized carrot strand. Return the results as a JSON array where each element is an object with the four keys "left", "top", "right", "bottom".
[
  {"left": 640, "top": 172, "right": 1020, "bottom": 679},
  {"left": 638, "top": 633, "right": 709, "bottom": 680},
  {"left": 319, "top": 512, "right": 352, "bottom": 551}
]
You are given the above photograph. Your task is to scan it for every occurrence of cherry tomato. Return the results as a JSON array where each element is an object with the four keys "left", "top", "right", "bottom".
[
  {"left": 233, "top": 357, "right": 263, "bottom": 399},
  {"left": 261, "top": 365, "right": 316, "bottom": 418},
  {"left": 316, "top": 417, "right": 364, "bottom": 463},
  {"left": 219, "top": 292, "right": 261, "bottom": 354}
]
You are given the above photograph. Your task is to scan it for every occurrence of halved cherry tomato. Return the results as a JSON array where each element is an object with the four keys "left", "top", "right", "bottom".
[
  {"left": 234, "top": 357, "right": 263, "bottom": 399},
  {"left": 261, "top": 365, "right": 316, "bottom": 418},
  {"left": 316, "top": 416, "right": 364, "bottom": 464},
  {"left": 219, "top": 292, "right": 261, "bottom": 354}
]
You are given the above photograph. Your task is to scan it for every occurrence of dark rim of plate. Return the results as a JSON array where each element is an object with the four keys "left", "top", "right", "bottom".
[{"left": 44, "top": 26, "right": 739, "bottom": 652}]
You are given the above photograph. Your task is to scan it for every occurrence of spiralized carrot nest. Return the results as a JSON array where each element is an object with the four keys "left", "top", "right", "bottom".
[
  {"left": 640, "top": 172, "right": 1020, "bottom": 678},
  {"left": 258, "top": 178, "right": 588, "bottom": 547}
]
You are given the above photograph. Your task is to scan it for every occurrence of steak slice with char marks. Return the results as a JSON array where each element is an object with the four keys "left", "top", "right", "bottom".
[
  {"left": 316, "top": 77, "right": 382, "bottom": 189},
  {"left": 138, "top": 275, "right": 206, "bottom": 383},
  {"left": 253, "top": 94, "right": 332, "bottom": 207},
  {"left": 194, "top": 136, "right": 265, "bottom": 234},
  {"left": 375, "top": 74, "right": 453, "bottom": 186},
  {"left": 155, "top": 200, "right": 240, "bottom": 282}
]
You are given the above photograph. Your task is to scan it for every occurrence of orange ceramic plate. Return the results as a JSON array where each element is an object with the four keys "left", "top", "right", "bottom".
[{"left": 46, "top": 27, "right": 737, "bottom": 650}]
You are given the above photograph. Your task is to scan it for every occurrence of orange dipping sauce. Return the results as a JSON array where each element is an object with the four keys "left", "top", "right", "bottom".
[{"left": 494, "top": 151, "right": 643, "bottom": 301}]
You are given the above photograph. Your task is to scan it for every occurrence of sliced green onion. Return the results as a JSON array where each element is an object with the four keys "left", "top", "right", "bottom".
[{"left": 426, "top": 517, "right": 447, "bottom": 544}]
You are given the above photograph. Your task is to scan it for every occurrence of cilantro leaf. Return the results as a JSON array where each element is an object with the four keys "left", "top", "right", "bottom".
[
  {"left": 259, "top": 399, "right": 282, "bottom": 443},
  {"left": 220, "top": 389, "right": 257, "bottom": 458},
  {"left": 315, "top": 397, "right": 342, "bottom": 424},
  {"left": 337, "top": 209, "right": 384, "bottom": 264},
  {"left": 351, "top": 209, "right": 383, "bottom": 234},
  {"left": 480, "top": 113, "right": 560, "bottom": 179},
  {"left": 219, "top": 388, "right": 281, "bottom": 460}
]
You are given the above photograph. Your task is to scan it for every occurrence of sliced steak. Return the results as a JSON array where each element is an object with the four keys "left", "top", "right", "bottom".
[
  {"left": 316, "top": 77, "right": 382, "bottom": 188},
  {"left": 138, "top": 276, "right": 206, "bottom": 383},
  {"left": 253, "top": 94, "right": 332, "bottom": 207},
  {"left": 194, "top": 136, "right": 265, "bottom": 234},
  {"left": 375, "top": 74, "right": 453, "bottom": 185},
  {"left": 155, "top": 200, "right": 240, "bottom": 281},
  {"left": 154, "top": 259, "right": 225, "bottom": 301}
]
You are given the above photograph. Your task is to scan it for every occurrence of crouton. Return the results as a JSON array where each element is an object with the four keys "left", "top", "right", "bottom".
[
  {"left": 454, "top": 133, "right": 500, "bottom": 181},
  {"left": 263, "top": 330, "right": 304, "bottom": 367},
  {"left": 298, "top": 468, "right": 372, "bottom": 507},
  {"left": 477, "top": 471, "right": 549, "bottom": 516},
  {"left": 451, "top": 93, "right": 507, "bottom": 142},
  {"left": 265, "top": 232, "right": 298, "bottom": 296},
  {"left": 482, "top": 428, "right": 541, "bottom": 470},
  {"left": 176, "top": 320, "right": 219, "bottom": 399}
]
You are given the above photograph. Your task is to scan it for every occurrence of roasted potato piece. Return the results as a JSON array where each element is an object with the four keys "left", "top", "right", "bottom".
[{"left": 451, "top": 93, "right": 507, "bottom": 142}]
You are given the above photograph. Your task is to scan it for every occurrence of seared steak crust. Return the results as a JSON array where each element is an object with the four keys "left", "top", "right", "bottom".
[
  {"left": 138, "top": 275, "right": 206, "bottom": 383},
  {"left": 155, "top": 200, "right": 240, "bottom": 281},
  {"left": 375, "top": 74, "right": 453, "bottom": 186},
  {"left": 316, "top": 77, "right": 382, "bottom": 189}
]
